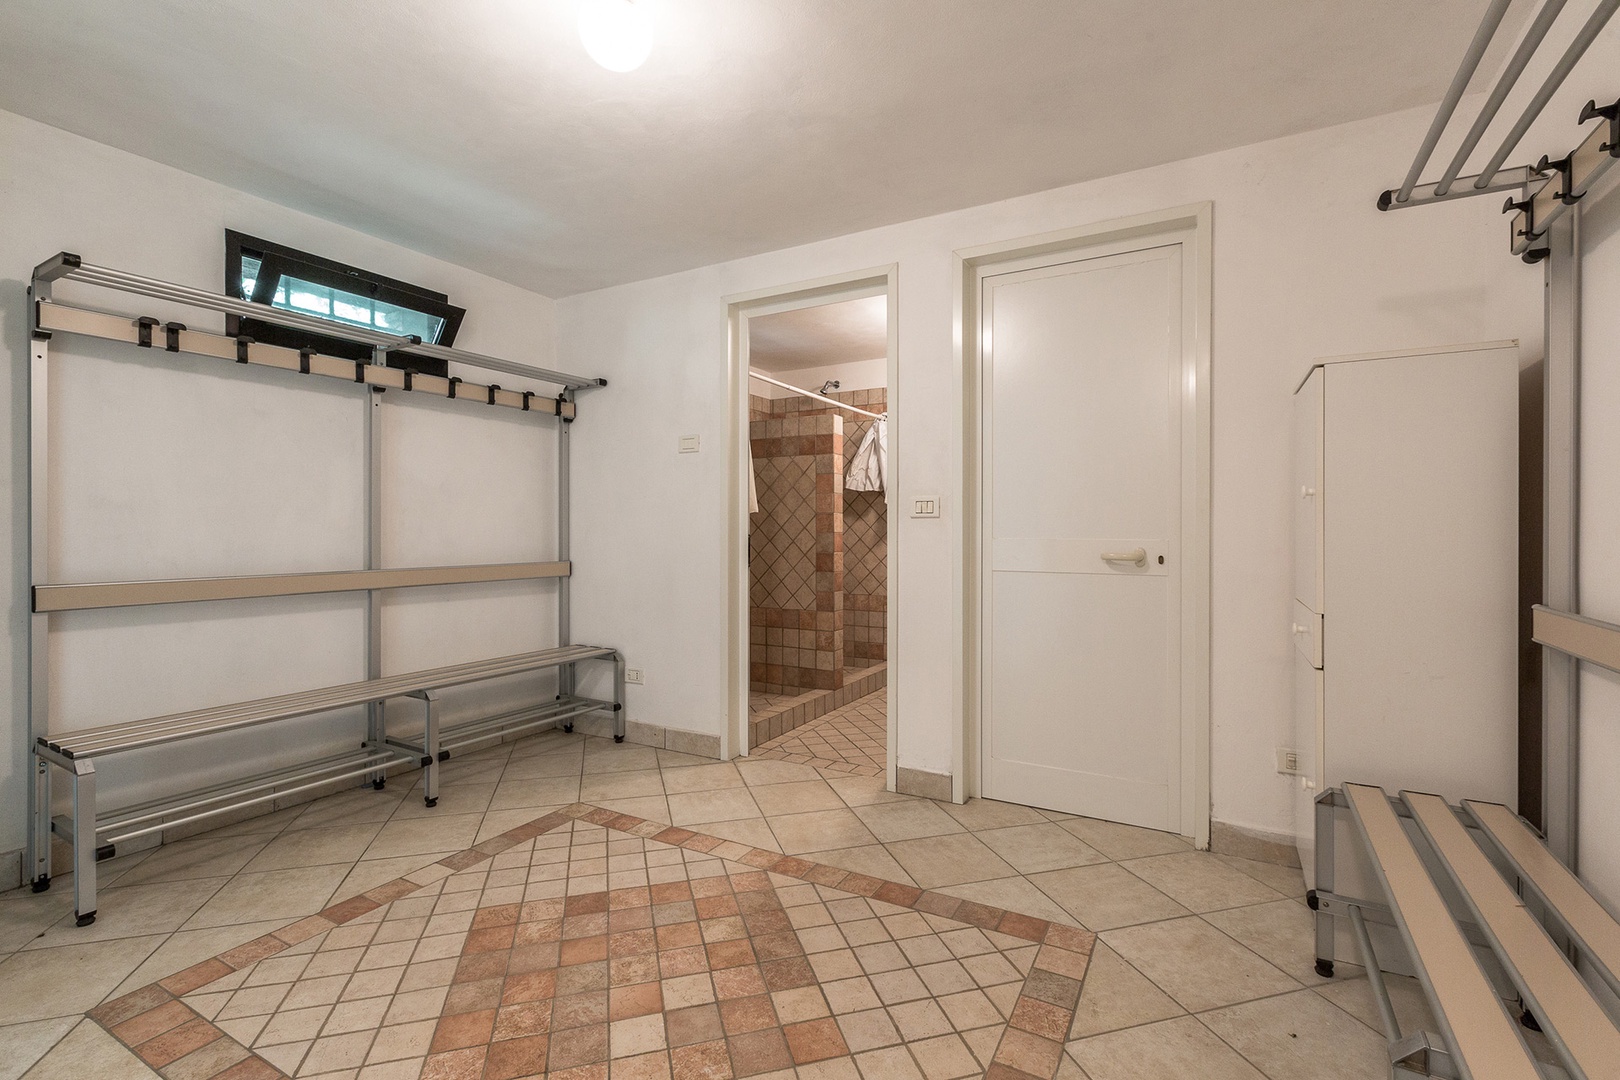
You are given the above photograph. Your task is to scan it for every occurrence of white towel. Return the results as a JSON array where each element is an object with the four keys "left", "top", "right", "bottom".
[
  {"left": 845, "top": 417, "right": 887, "bottom": 500},
  {"left": 748, "top": 441, "right": 760, "bottom": 515}
]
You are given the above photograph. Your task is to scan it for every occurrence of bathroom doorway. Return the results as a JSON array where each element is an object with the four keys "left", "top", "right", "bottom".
[{"left": 727, "top": 270, "right": 896, "bottom": 784}]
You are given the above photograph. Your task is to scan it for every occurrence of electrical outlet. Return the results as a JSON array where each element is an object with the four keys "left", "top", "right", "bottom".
[
  {"left": 625, "top": 669, "right": 644, "bottom": 685},
  {"left": 1276, "top": 747, "right": 1301, "bottom": 775}
]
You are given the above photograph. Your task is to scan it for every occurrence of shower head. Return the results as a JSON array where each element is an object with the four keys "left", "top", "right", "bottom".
[{"left": 820, "top": 380, "right": 840, "bottom": 394}]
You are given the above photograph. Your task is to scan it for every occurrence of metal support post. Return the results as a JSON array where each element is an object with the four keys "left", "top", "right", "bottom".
[
  {"left": 558, "top": 391, "right": 575, "bottom": 716},
  {"left": 364, "top": 346, "right": 386, "bottom": 779},
  {"left": 27, "top": 321, "right": 52, "bottom": 891},
  {"left": 416, "top": 689, "right": 441, "bottom": 808},
  {"left": 70, "top": 759, "right": 97, "bottom": 925},
  {"left": 1313, "top": 789, "right": 1337, "bottom": 976},
  {"left": 1543, "top": 211, "right": 1580, "bottom": 867},
  {"left": 614, "top": 653, "right": 627, "bottom": 743}
]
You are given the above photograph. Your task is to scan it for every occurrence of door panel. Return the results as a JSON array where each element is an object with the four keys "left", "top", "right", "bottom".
[
  {"left": 1293, "top": 369, "right": 1323, "bottom": 611},
  {"left": 981, "top": 245, "right": 1182, "bottom": 829}
]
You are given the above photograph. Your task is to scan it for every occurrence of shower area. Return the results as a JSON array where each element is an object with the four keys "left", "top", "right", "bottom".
[{"left": 745, "top": 296, "right": 888, "bottom": 771}]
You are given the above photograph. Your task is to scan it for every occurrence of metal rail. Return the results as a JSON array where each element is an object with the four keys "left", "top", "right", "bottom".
[
  {"left": 748, "top": 369, "right": 885, "bottom": 420},
  {"left": 34, "top": 253, "right": 605, "bottom": 390},
  {"left": 1533, "top": 605, "right": 1620, "bottom": 675},
  {"left": 33, "top": 562, "right": 570, "bottom": 613}
]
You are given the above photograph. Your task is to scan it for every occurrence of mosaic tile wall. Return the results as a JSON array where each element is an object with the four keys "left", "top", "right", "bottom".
[{"left": 750, "top": 412, "right": 844, "bottom": 694}]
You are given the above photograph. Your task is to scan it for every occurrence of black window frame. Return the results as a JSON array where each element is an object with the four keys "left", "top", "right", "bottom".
[{"left": 224, "top": 230, "right": 465, "bottom": 379}]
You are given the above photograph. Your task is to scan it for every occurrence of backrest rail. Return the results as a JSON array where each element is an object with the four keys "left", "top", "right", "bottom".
[
  {"left": 1344, "top": 783, "right": 1542, "bottom": 1080},
  {"left": 1406, "top": 791, "right": 1620, "bottom": 1080},
  {"left": 47, "top": 646, "right": 615, "bottom": 756},
  {"left": 1467, "top": 799, "right": 1620, "bottom": 998}
]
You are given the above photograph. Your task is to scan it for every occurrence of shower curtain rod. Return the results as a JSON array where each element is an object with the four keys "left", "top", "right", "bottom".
[{"left": 748, "top": 369, "right": 885, "bottom": 421}]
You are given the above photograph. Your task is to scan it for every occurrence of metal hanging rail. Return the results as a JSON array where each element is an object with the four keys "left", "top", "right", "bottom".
[
  {"left": 748, "top": 369, "right": 885, "bottom": 421},
  {"left": 1533, "top": 606, "right": 1620, "bottom": 674}
]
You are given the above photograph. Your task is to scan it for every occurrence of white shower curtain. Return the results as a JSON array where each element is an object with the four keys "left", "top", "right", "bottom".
[
  {"left": 845, "top": 417, "right": 887, "bottom": 500},
  {"left": 748, "top": 441, "right": 760, "bottom": 515}
]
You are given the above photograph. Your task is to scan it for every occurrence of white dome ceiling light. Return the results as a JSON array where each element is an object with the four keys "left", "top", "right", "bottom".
[{"left": 578, "top": 0, "right": 654, "bottom": 72}]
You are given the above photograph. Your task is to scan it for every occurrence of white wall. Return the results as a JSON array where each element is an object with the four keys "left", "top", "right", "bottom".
[
  {"left": 0, "top": 109, "right": 569, "bottom": 868},
  {"left": 1578, "top": 167, "right": 1620, "bottom": 909},
  {"left": 755, "top": 358, "right": 887, "bottom": 399},
  {"left": 560, "top": 103, "right": 1546, "bottom": 842}
]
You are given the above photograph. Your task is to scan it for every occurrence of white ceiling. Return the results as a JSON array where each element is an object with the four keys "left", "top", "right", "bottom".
[
  {"left": 749, "top": 296, "right": 887, "bottom": 373},
  {"left": 0, "top": 0, "right": 1540, "bottom": 296}
]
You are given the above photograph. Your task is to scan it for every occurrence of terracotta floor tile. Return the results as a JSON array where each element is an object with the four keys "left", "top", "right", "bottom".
[
  {"left": 726, "top": 1027, "right": 793, "bottom": 1076},
  {"left": 783, "top": 1016, "right": 849, "bottom": 1064},
  {"left": 549, "top": 1021, "right": 610, "bottom": 1069}
]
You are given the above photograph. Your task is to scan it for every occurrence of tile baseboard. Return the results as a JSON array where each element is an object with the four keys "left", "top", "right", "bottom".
[
  {"left": 1210, "top": 819, "right": 1301, "bottom": 867},
  {"left": 895, "top": 765, "right": 954, "bottom": 802}
]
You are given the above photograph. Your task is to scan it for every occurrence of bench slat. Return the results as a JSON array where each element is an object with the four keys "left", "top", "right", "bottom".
[
  {"left": 1406, "top": 791, "right": 1620, "bottom": 1077},
  {"left": 1343, "top": 784, "right": 1541, "bottom": 1080},
  {"left": 1468, "top": 799, "right": 1620, "bottom": 992},
  {"left": 45, "top": 645, "right": 616, "bottom": 758}
]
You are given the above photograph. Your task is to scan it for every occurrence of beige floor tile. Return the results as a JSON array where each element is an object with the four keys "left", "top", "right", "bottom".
[
  {"left": 688, "top": 817, "right": 782, "bottom": 852},
  {"left": 579, "top": 769, "right": 666, "bottom": 803},
  {"left": 885, "top": 834, "right": 1017, "bottom": 889},
  {"left": 391, "top": 781, "right": 495, "bottom": 820},
  {"left": 1066, "top": 943, "right": 1183, "bottom": 1039},
  {"left": 182, "top": 864, "right": 350, "bottom": 930},
  {"left": 1057, "top": 817, "right": 1192, "bottom": 860},
  {"left": 0, "top": 893, "right": 77, "bottom": 954},
  {"left": 737, "top": 759, "right": 823, "bottom": 786},
  {"left": 19, "top": 1017, "right": 160, "bottom": 1080},
  {"left": 850, "top": 801, "right": 964, "bottom": 843},
  {"left": 244, "top": 823, "right": 386, "bottom": 874},
  {"left": 1067, "top": 1016, "right": 1265, "bottom": 1080},
  {"left": 0, "top": 934, "right": 165, "bottom": 1023},
  {"left": 937, "top": 798, "right": 1050, "bottom": 831},
  {"left": 768, "top": 809, "right": 880, "bottom": 856},
  {"left": 1203, "top": 988, "right": 1389, "bottom": 1080},
  {"left": 1314, "top": 967, "right": 1437, "bottom": 1037},
  {"left": 26, "top": 878, "right": 224, "bottom": 949},
  {"left": 487, "top": 774, "right": 581, "bottom": 810},
  {"left": 750, "top": 780, "right": 846, "bottom": 817},
  {"left": 185, "top": 805, "right": 306, "bottom": 840},
  {"left": 331, "top": 855, "right": 442, "bottom": 902},
  {"left": 655, "top": 749, "right": 723, "bottom": 769},
  {"left": 1202, "top": 899, "right": 1330, "bottom": 986},
  {"left": 581, "top": 744, "right": 662, "bottom": 773},
  {"left": 285, "top": 788, "right": 406, "bottom": 832},
  {"left": 111, "top": 835, "right": 272, "bottom": 886},
  {"left": 595, "top": 795, "right": 671, "bottom": 823},
  {"left": 1120, "top": 851, "right": 1286, "bottom": 913},
  {"left": 499, "top": 750, "right": 583, "bottom": 780},
  {"left": 1028, "top": 863, "right": 1190, "bottom": 931},
  {"left": 1102, "top": 916, "right": 1300, "bottom": 1012},
  {"left": 801, "top": 845, "right": 916, "bottom": 885},
  {"left": 667, "top": 787, "right": 762, "bottom": 826},
  {"left": 973, "top": 824, "right": 1108, "bottom": 874},
  {"left": 933, "top": 877, "right": 1075, "bottom": 926},
  {"left": 824, "top": 775, "right": 908, "bottom": 807},
  {"left": 660, "top": 762, "right": 746, "bottom": 794},
  {"left": 361, "top": 814, "right": 483, "bottom": 862},
  {"left": 1214, "top": 853, "right": 1307, "bottom": 899},
  {"left": 475, "top": 806, "right": 565, "bottom": 843},
  {"left": 0, "top": 1016, "right": 79, "bottom": 1080},
  {"left": 110, "top": 920, "right": 288, "bottom": 998}
]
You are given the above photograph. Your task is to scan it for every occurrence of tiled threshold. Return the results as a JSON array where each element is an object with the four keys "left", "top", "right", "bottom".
[
  {"left": 84, "top": 799, "right": 1094, "bottom": 1080},
  {"left": 748, "top": 664, "right": 886, "bottom": 751}
]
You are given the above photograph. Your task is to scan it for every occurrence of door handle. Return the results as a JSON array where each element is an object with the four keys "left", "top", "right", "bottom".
[{"left": 1100, "top": 548, "right": 1147, "bottom": 567}]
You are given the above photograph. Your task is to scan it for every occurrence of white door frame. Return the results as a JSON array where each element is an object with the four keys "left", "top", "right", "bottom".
[
  {"left": 956, "top": 204, "right": 1212, "bottom": 847},
  {"left": 724, "top": 266, "right": 899, "bottom": 782}
]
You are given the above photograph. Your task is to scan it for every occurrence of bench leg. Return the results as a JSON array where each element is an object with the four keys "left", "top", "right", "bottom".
[
  {"left": 70, "top": 759, "right": 97, "bottom": 926},
  {"left": 421, "top": 691, "right": 440, "bottom": 809},
  {"left": 30, "top": 754, "right": 51, "bottom": 892},
  {"left": 613, "top": 654, "right": 626, "bottom": 743},
  {"left": 1313, "top": 791, "right": 1335, "bottom": 978}
]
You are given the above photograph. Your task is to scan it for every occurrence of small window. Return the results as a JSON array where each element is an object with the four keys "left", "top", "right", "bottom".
[{"left": 225, "top": 231, "right": 465, "bottom": 379}]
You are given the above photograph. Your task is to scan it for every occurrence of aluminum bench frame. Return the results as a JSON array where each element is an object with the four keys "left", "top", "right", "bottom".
[
  {"left": 33, "top": 644, "right": 624, "bottom": 926},
  {"left": 1312, "top": 784, "right": 1620, "bottom": 1079}
]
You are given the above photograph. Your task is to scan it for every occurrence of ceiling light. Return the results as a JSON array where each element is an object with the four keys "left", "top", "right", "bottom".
[{"left": 578, "top": 0, "right": 654, "bottom": 72}]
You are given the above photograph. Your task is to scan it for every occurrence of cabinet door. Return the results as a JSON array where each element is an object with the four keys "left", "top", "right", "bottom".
[{"left": 1293, "top": 369, "right": 1324, "bottom": 611}]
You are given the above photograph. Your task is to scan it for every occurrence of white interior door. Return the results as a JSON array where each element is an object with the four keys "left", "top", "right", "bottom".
[{"left": 981, "top": 245, "right": 1184, "bottom": 830}]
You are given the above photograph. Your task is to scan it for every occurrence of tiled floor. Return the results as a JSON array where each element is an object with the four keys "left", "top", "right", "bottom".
[
  {"left": 0, "top": 727, "right": 1414, "bottom": 1078},
  {"left": 752, "top": 692, "right": 886, "bottom": 778}
]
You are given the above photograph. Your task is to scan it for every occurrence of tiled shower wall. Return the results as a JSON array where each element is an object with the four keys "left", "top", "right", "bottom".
[
  {"left": 748, "top": 388, "right": 887, "bottom": 694},
  {"left": 749, "top": 410, "right": 843, "bottom": 693}
]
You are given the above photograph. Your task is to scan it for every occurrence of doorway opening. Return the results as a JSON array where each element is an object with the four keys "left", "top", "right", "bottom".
[{"left": 727, "top": 270, "right": 897, "bottom": 784}]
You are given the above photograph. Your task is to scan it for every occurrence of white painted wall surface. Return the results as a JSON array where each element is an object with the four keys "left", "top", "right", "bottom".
[
  {"left": 0, "top": 109, "right": 568, "bottom": 864},
  {"left": 559, "top": 103, "right": 1545, "bottom": 842},
  {"left": 1578, "top": 168, "right": 1620, "bottom": 909}
]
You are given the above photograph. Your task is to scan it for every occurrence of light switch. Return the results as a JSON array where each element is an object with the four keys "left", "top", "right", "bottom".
[
  {"left": 911, "top": 497, "right": 940, "bottom": 518},
  {"left": 678, "top": 435, "right": 700, "bottom": 453}
]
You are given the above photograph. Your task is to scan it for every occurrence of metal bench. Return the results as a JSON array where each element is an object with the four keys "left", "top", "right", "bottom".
[
  {"left": 32, "top": 644, "right": 624, "bottom": 926},
  {"left": 1312, "top": 783, "right": 1620, "bottom": 1079}
]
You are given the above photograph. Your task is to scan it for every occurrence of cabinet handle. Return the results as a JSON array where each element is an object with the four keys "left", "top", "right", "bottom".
[
  {"left": 1100, "top": 548, "right": 1147, "bottom": 567},
  {"left": 1292, "top": 623, "right": 1308, "bottom": 635},
  {"left": 1301, "top": 486, "right": 1316, "bottom": 498}
]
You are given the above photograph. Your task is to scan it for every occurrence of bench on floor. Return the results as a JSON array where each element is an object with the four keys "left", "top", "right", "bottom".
[
  {"left": 32, "top": 644, "right": 624, "bottom": 926},
  {"left": 1311, "top": 783, "right": 1620, "bottom": 1079}
]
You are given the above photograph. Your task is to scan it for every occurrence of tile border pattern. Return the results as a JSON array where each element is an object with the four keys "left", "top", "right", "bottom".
[{"left": 84, "top": 802, "right": 1097, "bottom": 1079}]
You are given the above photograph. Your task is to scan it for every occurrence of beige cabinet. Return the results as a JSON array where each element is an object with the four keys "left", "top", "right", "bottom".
[{"left": 1293, "top": 342, "right": 1520, "bottom": 885}]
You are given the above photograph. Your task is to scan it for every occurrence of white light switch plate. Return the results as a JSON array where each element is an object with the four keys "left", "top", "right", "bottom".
[
  {"left": 678, "top": 435, "right": 700, "bottom": 453},
  {"left": 911, "top": 496, "right": 940, "bottom": 518}
]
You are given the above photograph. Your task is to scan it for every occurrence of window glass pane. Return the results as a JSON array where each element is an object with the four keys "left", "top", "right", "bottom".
[
  {"left": 265, "top": 272, "right": 446, "bottom": 344},
  {"left": 239, "top": 255, "right": 261, "bottom": 300}
]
